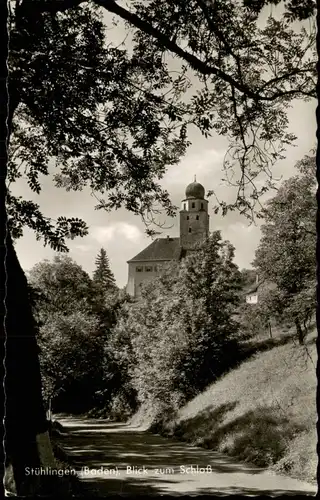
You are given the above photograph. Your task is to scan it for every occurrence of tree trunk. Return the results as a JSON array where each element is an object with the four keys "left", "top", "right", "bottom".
[
  {"left": 2, "top": 233, "right": 58, "bottom": 496},
  {"left": 1, "top": 4, "right": 57, "bottom": 496},
  {"left": 268, "top": 321, "right": 272, "bottom": 338},
  {"left": 295, "top": 318, "right": 305, "bottom": 345},
  {"left": 47, "top": 397, "right": 52, "bottom": 422}
]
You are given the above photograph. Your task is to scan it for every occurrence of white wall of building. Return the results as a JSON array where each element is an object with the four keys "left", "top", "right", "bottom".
[
  {"left": 126, "top": 260, "right": 170, "bottom": 297},
  {"left": 246, "top": 294, "right": 258, "bottom": 304}
]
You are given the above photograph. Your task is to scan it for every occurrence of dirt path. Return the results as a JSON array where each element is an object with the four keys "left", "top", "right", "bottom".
[{"left": 55, "top": 416, "right": 317, "bottom": 497}]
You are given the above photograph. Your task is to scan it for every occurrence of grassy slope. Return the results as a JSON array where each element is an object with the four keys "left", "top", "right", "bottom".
[{"left": 158, "top": 331, "right": 317, "bottom": 483}]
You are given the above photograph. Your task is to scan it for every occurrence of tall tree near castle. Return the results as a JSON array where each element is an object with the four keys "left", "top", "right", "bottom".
[
  {"left": 93, "top": 248, "right": 116, "bottom": 292},
  {"left": 109, "top": 232, "right": 242, "bottom": 415},
  {"left": 253, "top": 153, "right": 316, "bottom": 344},
  {"left": 1, "top": 0, "right": 316, "bottom": 495}
]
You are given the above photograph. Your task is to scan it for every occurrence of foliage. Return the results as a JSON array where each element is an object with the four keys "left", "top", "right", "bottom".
[
  {"left": 240, "top": 268, "right": 257, "bottom": 288},
  {"left": 8, "top": 1, "right": 188, "bottom": 247},
  {"left": 107, "top": 383, "right": 138, "bottom": 422},
  {"left": 38, "top": 311, "right": 104, "bottom": 411},
  {"left": 28, "top": 254, "right": 128, "bottom": 413},
  {"left": 28, "top": 255, "right": 96, "bottom": 323},
  {"left": 101, "top": 0, "right": 316, "bottom": 217},
  {"left": 237, "top": 269, "right": 273, "bottom": 340},
  {"left": 7, "top": 0, "right": 316, "bottom": 251},
  {"left": 2, "top": 2, "right": 316, "bottom": 481},
  {"left": 253, "top": 153, "right": 316, "bottom": 344},
  {"left": 91, "top": 248, "right": 121, "bottom": 332},
  {"left": 238, "top": 287, "right": 281, "bottom": 340},
  {"left": 108, "top": 233, "right": 243, "bottom": 419},
  {"left": 243, "top": 0, "right": 316, "bottom": 20}
]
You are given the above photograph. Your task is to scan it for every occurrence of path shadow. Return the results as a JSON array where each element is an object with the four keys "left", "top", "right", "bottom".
[
  {"left": 185, "top": 486, "right": 317, "bottom": 497},
  {"left": 240, "top": 331, "right": 296, "bottom": 360},
  {"left": 53, "top": 416, "right": 316, "bottom": 497},
  {"left": 77, "top": 479, "right": 316, "bottom": 497},
  {"left": 173, "top": 403, "right": 305, "bottom": 469}
]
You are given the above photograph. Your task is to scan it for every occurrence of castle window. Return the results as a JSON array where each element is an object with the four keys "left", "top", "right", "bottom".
[
  {"left": 196, "top": 215, "right": 199, "bottom": 220},
  {"left": 136, "top": 266, "right": 143, "bottom": 272},
  {"left": 201, "top": 203, "right": 204, "bottom": 209},
  {"left": 145, "top": 265, "right": 152, "bottom": 272},
  {"left": 187, "top": 216, "right": 189, "bottom": 220},
  {"left": 188, "top": 228, "right": 192, "bottom": 233},
  {"left": 183, "top": 203, "right": 186, "bottom": 210},
  {"left": 192, "top": 202, "right": 195, "bottom": 208}
]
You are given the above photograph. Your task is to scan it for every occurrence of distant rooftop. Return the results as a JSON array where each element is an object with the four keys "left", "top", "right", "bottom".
[{"left": 244, "top": 279, "right": 278, "bottom": 296}]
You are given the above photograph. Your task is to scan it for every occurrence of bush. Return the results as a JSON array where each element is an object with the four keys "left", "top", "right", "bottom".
[
  {"left": 273, "top": 429, "right": 317, "bottom": 482},
  {"left": 108, "top": 390, "right": 135, "bottom": 422}
]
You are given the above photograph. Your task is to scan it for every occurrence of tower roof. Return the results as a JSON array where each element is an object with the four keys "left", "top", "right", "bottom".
[{"left": 185, "top": 180, "right": 205, "bottom": 199}]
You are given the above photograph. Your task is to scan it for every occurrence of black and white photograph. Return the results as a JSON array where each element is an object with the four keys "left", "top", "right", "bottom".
[{"left": 1, "top": 0, "right": 317, "bottom": 497}]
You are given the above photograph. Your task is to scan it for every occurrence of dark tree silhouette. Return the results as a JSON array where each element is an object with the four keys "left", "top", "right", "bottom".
[
  {"left": 0, "top": 0, "right": 316, "bottom": 495},
  {"left": 93, "top": 248, "right": 116, "bottom": 291}
]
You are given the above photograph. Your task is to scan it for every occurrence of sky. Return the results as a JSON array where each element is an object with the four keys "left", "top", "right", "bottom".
[{"left": 12, "top": 6, "right": 316, "bottom": 288}]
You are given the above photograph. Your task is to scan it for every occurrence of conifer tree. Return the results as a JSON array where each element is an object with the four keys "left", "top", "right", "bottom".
[{"left": 93, "top": 248, "right": 116, "bottom": 291}]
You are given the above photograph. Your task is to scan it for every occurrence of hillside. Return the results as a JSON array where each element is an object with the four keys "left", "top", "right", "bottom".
[{"left": 141, "top": 330, "right": 317, "bottom": 483}]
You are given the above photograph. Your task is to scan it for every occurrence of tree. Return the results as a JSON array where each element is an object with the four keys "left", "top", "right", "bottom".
[
  {"left": 28, "top": 256, "right": 102, "bottom": 412},
  {"left": 29, "top": 255, "right": 131, "bottom": 416},
  {"left": 28, "top": 255, "right": 96, "bottom": 323},
  {"left": 240, "top": 268, "right": 257, "bottom": 288},
  {"left": 7, "top": 2, "right": 187, "bottom": 247},
  {"left": 38, "top": 311, "right": 105, "bottom": 414},
  {"left": 6, "top": 0, "right": 316, "bottom": 242},
  {"left": 238, "top": 292, "right": 274, "bottom": 340},
  {"left": 93, "top": 248, "right": 116, "bottom": 291},
  {"left": 1, "top": 1, "right": 316, "bottom": 493},
  {"left": 253, "top": 153, "right": 316, "bottom": 344},
  {"left": 105, "top": 0, "right": 316, "bottom": 216},
  {"left": 109, "top": 233, "right": 243, "bottom": 421},
  {"left": 176, "top": 233, "right": 243, "bottom": 390}
]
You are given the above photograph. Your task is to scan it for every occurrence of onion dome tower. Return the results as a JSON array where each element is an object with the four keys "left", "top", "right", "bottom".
[{"left": 180, "top": 176, "right": 209, "bottom": 250}]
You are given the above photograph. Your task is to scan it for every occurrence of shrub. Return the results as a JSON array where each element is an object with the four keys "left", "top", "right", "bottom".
[{"left": 108, "top": 390, "right": 135, "bottom": 422}]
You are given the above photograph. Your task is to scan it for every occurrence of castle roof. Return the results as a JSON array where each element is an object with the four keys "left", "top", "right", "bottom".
[
  {"left": 185, "top": 181, "right": 205, "bottom": 199},
  {"left": 127, "top": 237, "right": 181, "bottom": 263}
]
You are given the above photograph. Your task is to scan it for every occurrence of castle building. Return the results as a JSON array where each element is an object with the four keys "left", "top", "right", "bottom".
[{"left": 126, "top": 179, "right": 209, "bottom": 297}]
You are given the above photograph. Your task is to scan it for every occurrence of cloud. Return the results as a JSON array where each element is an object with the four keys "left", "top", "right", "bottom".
[
  {"left": 91, "top": 226, "right": 116, "bottom": 243},
  {"left": 72, "top": 244, "right": 93, "bottom": 253},
  {"left": 117, "top": 222, "right": 143, "bottom": 242},
  {"left": 228, "top": 222, "right": 258, "bottom": 233},
  {"left": 90, "top": 222, "right": 143, "bottom": 244}
]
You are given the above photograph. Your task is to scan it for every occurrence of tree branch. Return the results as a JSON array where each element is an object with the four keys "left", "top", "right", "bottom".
[
  {"left": 258, "top": 67, "right": 315, "bottom": 92},
  {"left": 195, "top": 0, "right": 239, "bottom": 62},
  {"left": 19, "top": 0, "right": 84, "bottom": 14},
  {"left": 97, "top": 0, "right": 274, "bottom": 100},
  {"left": 95, "top": 0, "right": 316, "bottom": 102},
  {"left": 23, "top": 0, "right": 316, "bottom": 103}
]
